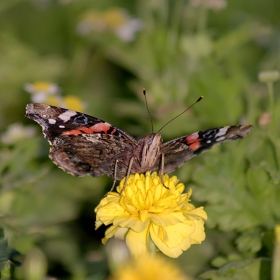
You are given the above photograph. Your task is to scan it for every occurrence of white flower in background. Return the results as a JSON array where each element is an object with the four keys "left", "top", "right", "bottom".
[
  {"left": 24, "top": 81, "right": 85, "bottom": 111},
  {"left": 189, "top": 0, "right": 227, "bottom": 10},
  {"left": 24, "top": 81, "right": 60, "bottom": 103},
  {"left": 115, "top": 18, "right": 142, "bottom": 42},
  {"left": 77, "top": 8, "right": 142, "bottom": 42},
  {"left": 1, "top": 123, "right": 36, "bottom": 145}
]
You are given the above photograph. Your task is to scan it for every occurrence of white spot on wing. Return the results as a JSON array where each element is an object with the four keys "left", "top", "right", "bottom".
[
  {"left": 58, "top": 110, "right": 77, "bottom": 122},
  {"left": 216, "top": 136, "right": 225, "bottom": 142},
  {"left": 48, "top": 119, "right": 56, "bottom": 124},
  {"left": 215, "top": 126, "right": 230, "bottom": 137},
  {"left": 59, "top": 125, "right": 65, "bottom": 128}
]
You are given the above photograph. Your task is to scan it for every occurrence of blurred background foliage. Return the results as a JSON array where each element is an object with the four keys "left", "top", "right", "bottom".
[{"left": 0, "top": 0, "right": 280, "bottom": 279}]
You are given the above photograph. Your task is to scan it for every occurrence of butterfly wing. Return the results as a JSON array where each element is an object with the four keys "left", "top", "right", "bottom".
[
  {"left": 158, "top": 125, "right": 253, "bottom": 174},
  {"left": 26, "top": 104, "right": 138, "bottom": 179}
]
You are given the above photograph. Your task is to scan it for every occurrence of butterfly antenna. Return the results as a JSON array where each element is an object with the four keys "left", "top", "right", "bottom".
[
  {"left": 143, "top": 88, "right": 154, "bottom": 133},
  {"left": 157, "top": 96, "right": 204, "bottom": 133}
]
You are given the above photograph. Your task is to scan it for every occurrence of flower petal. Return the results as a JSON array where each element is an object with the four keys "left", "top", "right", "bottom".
[
  {"left": 150, "top": 222, "right": 197, "bottom": 258},
  {"left": 126, "top": 226, "right": 150, "bottom": 257},
  {"left": 113, "top": 216, "right": 150, "bottom": 232}
]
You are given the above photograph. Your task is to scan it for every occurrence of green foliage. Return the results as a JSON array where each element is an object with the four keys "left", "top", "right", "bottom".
[
  {"left": 0, "top": 0, "right": 280, "bottom": 279},
  {"left": 200, "top": 258, "right": 271, "bottom": 280},
  {"left": 0, "top": 234, "right": 9, "bottom": 272}
]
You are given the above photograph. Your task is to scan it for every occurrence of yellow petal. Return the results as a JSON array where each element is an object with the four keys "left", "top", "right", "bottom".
[
  {"left": 139, "top": 210, "right": 148, "bottom": 222},
  {"left": 149, "top": 222, "right": 200, "bottom": 258},
  {"left": 150, "top": 212, "right": 186, "bottom": 226},
  {"left": 186, "top": 206, "right": 208, "bottom": 221},
  {"left": 102, "top": 225, "right": 119, "bottom": 244},
  {"left": 125, "top": 226, "right": 150, "bottom": 257},
  {"left": 114, "top": 227, "right": 129, "bottom": 240},
  {"left": 189, "top": 219, "right": 206, "bottom": 244},
  {"left": 113, "top": 216, "right": 150, "bottom": 232}
]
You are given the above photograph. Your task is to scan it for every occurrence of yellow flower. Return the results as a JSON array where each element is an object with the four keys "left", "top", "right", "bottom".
[
  {"left": 61, "top": 95, "right": 84, "bottom": 111},
  {"left": 111, "top": 254, "right": 192, "bottom": 280},
  {"left": 44, "top": 95, "right": 61, "bottom": 107},
  {"left": 95, "top": 172, "right": 207, "bottom": 258}
]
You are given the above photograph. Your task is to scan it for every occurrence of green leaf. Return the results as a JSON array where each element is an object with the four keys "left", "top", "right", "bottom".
[
  {"left": 199, "top": 258, "right": 271, "bottom": 280},
  {"left": 236, "top": 229, "right": 262, "bottom": 253}
]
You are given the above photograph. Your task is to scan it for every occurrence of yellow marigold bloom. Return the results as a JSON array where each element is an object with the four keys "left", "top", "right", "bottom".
[
  {"left": 95, "top": 172, "right": 207, "bottom": 258},
  {"left": 111, "top": 254, "right": 192, "bottom": 280}
]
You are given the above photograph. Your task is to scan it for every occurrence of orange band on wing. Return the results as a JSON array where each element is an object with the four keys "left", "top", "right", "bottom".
[
  {"left": 62, "top": 129, "right": 83, "bottom": 135},
  {"left": 185, "top": 134, "right": 201, "bottom": 151},
  {"left": 61, "top": 123, "right": 111, "bottom": 136},
  {"left": 90, "top": 123, "right": 111, "bottom": 132},
  {"left": 189, "top": 141, "right": 201, "bottom": 151}
]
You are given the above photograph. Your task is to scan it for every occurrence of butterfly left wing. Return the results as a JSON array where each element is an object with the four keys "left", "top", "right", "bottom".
[
  {"left": 157, "top": 125, "right": 253, "bottom": 174},
  {"left": 25, "top": 104, "right": 139, "bottom": 179}
]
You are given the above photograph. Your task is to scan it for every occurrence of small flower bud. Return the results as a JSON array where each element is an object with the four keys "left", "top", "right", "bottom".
[{"left": 258, "top": 71, "right": 280, "bottom": 83}]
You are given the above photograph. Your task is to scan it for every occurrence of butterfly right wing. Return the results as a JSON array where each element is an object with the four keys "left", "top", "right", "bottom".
[{"left": 158, "top": 125, "right": 253, "bottom": 174}]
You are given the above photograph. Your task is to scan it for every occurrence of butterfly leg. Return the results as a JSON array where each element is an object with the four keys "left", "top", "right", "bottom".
[
  {"left": 159, "top": 153, "right": 168, "bottom": 189},
  {"left": 104, "top": 159, "right": 120, "bottom": 197},
  {"left": 120, "top": 157, "right": 134, "bottom": 194},
  {"left": 107, "top": 159, "right": 119, "bottom": 194}
]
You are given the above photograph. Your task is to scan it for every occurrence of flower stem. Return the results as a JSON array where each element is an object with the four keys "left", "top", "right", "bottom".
[
  {"left": 268, "top": 82, "right": 274, "bottom": 117},
  {"left": 266, "top": 81, "right": 280, "bottom": 168},
  {"left": 272, "top": 225, "right": 280, "bottom": 280}
]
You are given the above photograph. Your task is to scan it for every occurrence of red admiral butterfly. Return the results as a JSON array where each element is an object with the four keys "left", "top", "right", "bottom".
[{"left": 26, "top": 103, "right": 252, "bottom": 180}]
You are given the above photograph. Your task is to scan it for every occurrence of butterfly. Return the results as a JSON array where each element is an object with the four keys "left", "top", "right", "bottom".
[{"left": 26, "top": 103, "right": 252, "bottom": 180}]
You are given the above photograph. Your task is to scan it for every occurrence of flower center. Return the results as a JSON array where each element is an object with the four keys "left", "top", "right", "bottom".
[{"left": 118, "top": 172, "right": 184, "bottom": 215}]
